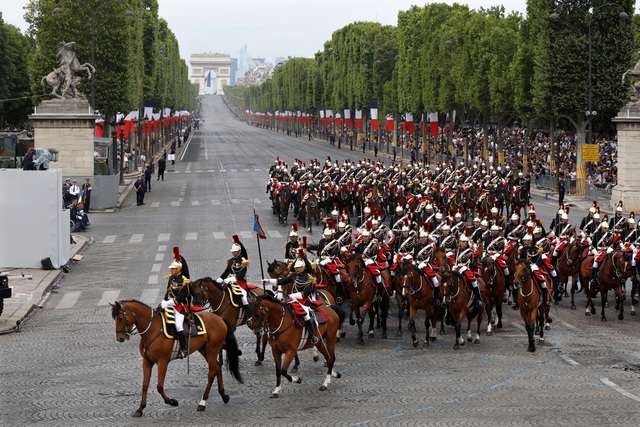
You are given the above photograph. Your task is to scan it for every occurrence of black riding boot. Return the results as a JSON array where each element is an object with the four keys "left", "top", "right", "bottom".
[
  {"left": 244, "top": 302, "right": 255, "bottom": 316},
  {"left": 433, "top": 286, "right": 441, "bottom": 306},
  {"left": 591, "top": 263, "right": 600, "bottom": 288},
  {"left": 176, "top": 330, "right": 188, "bottom": 359},
  {"left": 552, "top": 276, "right": 563, "bottom": 301},
  {"left": 304, "top": 319, "right": 319, "bottom": 344},
  {"left": 376, "top": 280, "right": 385, "bottom": 301},
  {"left": 472, "top": 285, "right": 483, "bottom": 308},
  {"left": 541, "top": 287, "right": 551, "bottom": 308}
]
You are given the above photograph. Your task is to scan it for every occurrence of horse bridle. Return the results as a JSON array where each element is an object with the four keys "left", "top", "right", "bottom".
[
  {"left": 483, "top": 258, "right": 497, "bottom": 286},
  {"left": 402, "top": 268, "right": 423, "bottom": 295},
  {"left": 116, "top": 302, "right": 154, "bottom": 338},
  {"left": 252, "top": 300, "right": 291, "bottom": 338}
]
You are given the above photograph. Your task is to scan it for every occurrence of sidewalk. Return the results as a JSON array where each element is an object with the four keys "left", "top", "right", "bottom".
[{"left": 0, "top": 132, "right": 194, "bottom": 334}]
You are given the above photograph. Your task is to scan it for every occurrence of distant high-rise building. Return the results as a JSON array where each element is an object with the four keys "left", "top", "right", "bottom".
[
  {"left": 230, "top": 58, "right": 238, "bottom": 85},
  {"left": 275, "top": 56, "right": 285, "bottom": 66}
]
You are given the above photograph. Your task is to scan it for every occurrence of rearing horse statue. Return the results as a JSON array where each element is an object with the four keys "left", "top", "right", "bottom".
[
  {"left": 42, "top": 41, "right": 95, "bottom": 99},
  {"left": 622, "top": 52, "right": 640, "bottom": 103}
]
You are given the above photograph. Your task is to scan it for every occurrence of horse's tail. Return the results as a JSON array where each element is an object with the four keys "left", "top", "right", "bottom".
[
  {"left": 329, "top": 304, "right": 347, "bottom": 329},
  {"left": 222, "top": 318, "right": 244, "bottom": 384}
]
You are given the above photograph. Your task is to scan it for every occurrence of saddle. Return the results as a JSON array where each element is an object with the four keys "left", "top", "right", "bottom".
[
  {"left": 226, "top": 282, "right": 259, "bottom": 307},
  {"left": 160, "top": 309, "right": 207, "bottom": 339},
  {"left": 288, "top": 300, "right": 327, "bottom": 328}
]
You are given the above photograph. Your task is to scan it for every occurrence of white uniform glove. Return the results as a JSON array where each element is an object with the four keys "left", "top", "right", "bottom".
[
  {"left": 364, "top": 258, "right": 375, "bottom": 266},
  {"left": 215, "top": 277, "right": 223, "bottom": 284},
  {"left": 289, "top": 292, "right": 303, "bottom": 300},
  {"left": 607, "top": 247, "right": 614, "bottom": 254},
  {"left": 161, "top": 299, "right": 175, "bottom": 309},
  {"left": 262, "top": 278, "right": 277, "bottom": 286},
  {"left": 418, "top": 261, "right": 426, "bottom": 269}
]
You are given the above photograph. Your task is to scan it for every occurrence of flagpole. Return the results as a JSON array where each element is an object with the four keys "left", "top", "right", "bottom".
[{"left": 254, "top": 208, "right": 266, "bottom": 293}]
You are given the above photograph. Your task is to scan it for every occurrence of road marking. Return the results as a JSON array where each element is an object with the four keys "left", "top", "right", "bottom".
[
  {"left": 147, "top": 276, "right": 158, "bottom": 285},
  {"left": 252, "top": 198, "right": 262, "bottom": 204},
  {"left": 509, "top": 321, "right": 527, "bottom": 332},
  {"left": 239, "top": 231, "right": 253, "bottom": 239},
  {"left": 186, "top": 162, "right": 192, "bottom": 171},
  {"left": 268, "top": 230, "right": 283, "bottom": 239},
  {"left": 158, "top": 245, "right": 166, "bottom": 252},
  {"left": 151, "top": 263, "right": 161, "bottom": 272},
  {"left": 103, "top": 236, "right": 116, "bottom": 244},
  {"left": 140, "top": 288, "right": 159, "bottom": 303},
  {"left": 129, "top": 234, "right": 143, "bottom": 244},
  {"left": 171, "top": 201, "right": 180, "bottom": 206},
  {"left": 208, "top": 169, "right": 215, "bottom": 173},
  {"left": 151, "top": 202, "right": 160, "bottom": 207},
  {"left": 155, "top": 253, "right": 164, "bottom": 261},
  {"left": 254, "top": 169, "right": 261, "bottom": 172},
  {"left": 211, "top": 200, "right": 221, "bottom": 205},
  {"left": 179, "top": 197, "right": 184, "bottom": 202},
  {"left": 191, "top": 201, "right": 200, "bottom": 206},
  {"left": 243, "top": 169, "right": 250, "bottom": 172},
  {"left": 231, "top": 169, "right": 237, "bottom": 172},
  {"left": 220, "top": 169, "right": 226, "bottom": 172},
  {"left": 186, "top": 232, "right": 198, "bottom": 241},
  {"left": 561, "top": 321, "right": 580, "bottom": 332},
  {"left": 158, "top": 233, "right": 171, "bottom": 242},
  {"left": 559, "top": 355, "right": 580, "bottom": 366},
  {"left": 98, "top": 290, "right": 120, "bottom": 306},
  {"left": 213, "top": 232, "right": 226, "bottom": 239},
  {"left": 55, "top": 291, "right": 81, "bottom": 309},
  {"left": 601, "top": 378, "right": 640, "bottom": 402},
  {"left": 231, "top": 199, "right": 240, "bottom": 204}
]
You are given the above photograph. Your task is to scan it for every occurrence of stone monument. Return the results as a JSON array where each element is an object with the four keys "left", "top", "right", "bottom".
[
  {"left": 29, "top": 41, "right": 96, "bottom": 177},
  {"left": 612, "top": 55, "right": 640, "bottom": 211}
]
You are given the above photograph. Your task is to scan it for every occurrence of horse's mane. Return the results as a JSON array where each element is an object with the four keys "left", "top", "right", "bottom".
[
  {"left": 195, "top": 276, "right": 224, "bottom": 291},
  {"left": 110, "top": 299, "right": 149, "bottom": 319},
  {"left": 403, "top": 263, "right": 422, "bottom": 275},
  {"left": 257, "top": 293, "right": 286, "bottom": 307}
]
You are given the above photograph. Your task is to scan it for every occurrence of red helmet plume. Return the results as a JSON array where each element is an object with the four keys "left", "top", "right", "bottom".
[
  {"left": 565, "top": 205, "right": 570, "bottom": 214},
  {"left": 232, "top": 234, "right": 241, "bottom": 245},
  {"left": 603, "top": 214, "right": 609, "bottom": 222},
  {"left": 465, "top": 227, "right": 471, "bottom": 236},
  {"left": 527, "top": 225, "right": 533, "bottom": 234},
  {"left": 291, "top": 222, "right": 298, "bottom": 232},
  {"left": 366, "top": 220, "right": 373, "bottom": 231},
  {"left": 173, "top": 246, "right": 180, "bottom": 262},
  {"left": 302, "top": 236, "right": 307, "bottom": 248},
  {"left": 631, "top": 211, "right": 635, "bottom": 219},
  {"left": 328, "top": 220, "right": 336, "bottom": 230},
  {"left": 297, "top": 248, "right": 305, "bottom": 259},
  {"left": 422, "top": 222, "right": 430, "bottom": 232}
]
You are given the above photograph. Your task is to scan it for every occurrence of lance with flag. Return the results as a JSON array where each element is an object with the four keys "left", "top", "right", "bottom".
[{"left": 253, "top": 209, "right": 267, "bottom": 291}]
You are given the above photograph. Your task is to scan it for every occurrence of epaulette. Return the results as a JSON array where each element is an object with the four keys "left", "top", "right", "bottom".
[{"left": 241, "top": 258, "right": 250, "bottom": 268}]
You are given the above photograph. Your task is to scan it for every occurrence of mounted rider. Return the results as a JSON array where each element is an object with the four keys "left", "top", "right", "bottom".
[
  {"left": 451, "top": 234, "right": 483, "bottom": 307},
  {"left": 483, "top": 224, "right": 512, "bottom": 290},
  {"left": 215, "top": 235, "right": 253, "bottom": 313},
  {"left": 352, "top": 221, "right": 385, "bottom": 301},
  {"left": 588, "top": 219, "right": 616, "bottom": 287},
  {"left": 518, "top": 232, "right": 552, "bottom": 308},
  {"left": 413, "top": 224, "right": 441, "bottom": 305},
  {"left": 284, "top": 223, "right": 300, "bottom": 262},
  {"left": 532, "top": 224, "right": 562, "bottom": 301},
  {"left": 264, "top": 259, "right": 320, "bottom": 344},
  {"left": 160, "top": 246, "right": 192, "bottom": 359}
]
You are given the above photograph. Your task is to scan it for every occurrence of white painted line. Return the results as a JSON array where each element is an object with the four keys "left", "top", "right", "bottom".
[
  {"left": 140, "top": 288, "right": 159, "bottom": 303},
  {"left": 559, "top": 354, "right": 580, "bottom": 366},
  {"left": 158, "top": 245, "right": 167, "bottom": 252},
  {"left": 231, "top": 169, "right": 237, "bottom": 172},
  {"left": 268, "top": 230, "right": 283, "bottom": 239},
  {"left": 243, "top": 169, "right": 250, "bottom": 171},
  {"left": 103, "top": 236, "right": 116, "bottom": 244},
  {"left": 211, "top": 200, "right": 221, "bottom": 205},
  {"left": 151, "top": 263, "right": 161, "bottom": 272},
  {"left": 55, "top": 291, "right": 81, "bottom": 309},
  {"left": 191, "top": 201, "right": 200, "bottom": 206},
  {"left": 179, "top": 197, "right": 184, "bottom": 202},
  {"left": 185, "top": 170, "right": 191, "bottom": 173},
  {"left": 601, "top": 378, "right": 640, "bottom": 402},
  {"left": 154, "top": 253, "right": 164, "bottom": 261},
  {"left": 239, "top": 231, "right": 253, "bottom": 239},
  {"left": 173, "top": 170, "right": 180, "bottom": 174},
  {"left": 208, "top": 169, "right": 215, "bottom": 173},
  {"left": 151, "top": 202, "right": 160, "bottom": 207},
  {"left": 254, "top": 169, "right": 261, "bottom": 172},
  {"left": 561, "top": 322, "right": 580, "bottom": 332},
  {"left": 98, "top": 290, "right": 120, "bottom": 306},
  {"left": 186, "top": 163, "right": 192, "bottom": 171},
  {"left": 158, "top": 233, "right": 171, "bottom": 242},
  {"left": 510, "top": 321, "right": 527, "bottom": 332},
  {"left": 147, "top": 276, "right": 158, "bottom": 285},
  {"left": 186, "top": 232, "right": 198, "bottom": 241},
  {"left": 171, "top": 201, "right": 180, "bottom": 206},
  {"left": 231, "top": 199, "right": 240, "bottom": 204},
  {"left": 253, "top": 198, "right": 262, "bottom": 204},
  {"left": 213, "top": 232, "right": 226, "bottom": 239},
  {"left": 129, "top": 234, "right": 143, "bottom": 244},
  {"left": 220, "top": 169, "right": 226, "bottom": 172}
]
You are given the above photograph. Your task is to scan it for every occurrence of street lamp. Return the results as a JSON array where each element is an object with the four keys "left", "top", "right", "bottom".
[
  {"left": 118, "top": 117, "right": 126, "bottom": 184},
  {"left": 54, "top": 0, "right": 134, "bottom": 112},
  {"left": 549, "top": 4, "right": 628, "bottom": 190}
]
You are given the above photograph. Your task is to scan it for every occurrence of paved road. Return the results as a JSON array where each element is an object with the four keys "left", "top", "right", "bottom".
[{"left": 2, "top": 96, "right": 640, "bottom": 427}]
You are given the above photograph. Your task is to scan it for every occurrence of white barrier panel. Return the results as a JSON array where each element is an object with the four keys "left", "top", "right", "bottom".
[{"left": 0, "top": 169, "right": 70, "bottom": 268}]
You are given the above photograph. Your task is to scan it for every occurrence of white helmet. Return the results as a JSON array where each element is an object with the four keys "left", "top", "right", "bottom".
[
  {"left": 402, "top": 225, "right": 410, "bottom": 232},
  {"left": 169, "top": 260, "right": 182, "bottom": 270},
  {"left": 601, "top": 222, "right": 609, "bottom": 229},
  {"left": 338, "top": 221, "right": 346, "bottom": 228},
  {"left": 491, "top": 225, "right": 500, "bottom": 231},
  {"left": 511, "top": 213, "right": 519, "bottom": 221},
  {"left": 289, "top": 229, "right": 298, "bottom": 237},
  {"left": 481, "top": 220, "right": 489, "bottom": 227},
  {"left": 323, "top": 228, "right": 332, "bottom": 237},
  {"left": 558, "top": 208, "right": 565, "bottom": 215},
  {"left": 523, "top": 234, "right": 532, "bottom": 241},
  {"left": 395, "top": 206, "right": 403, "bottom": 213},
  {"left": 331, "top": 209, "right": 339, "bottom": 216},
  {"left": 628, "top": 217, "right": 636, "bottom": 226},
  {"left": 419, "top": 230, "right": 429, "bottom": 238},
  {"left": 589, "top": 207, "right": 596, "bottom": 214},
  {"left": 616, "top": 206, "right": 623, "bottom": 212},
  {"left": 231, "top": 243, "right": 242, "bottom": 252},
  {"left": 426, "top": 203, "right": 433, "bottom": 210},
  {"left": 459, "top": 234, "right": 469, "bottom": 242},
  {"left": 371, "top": 219, "right": 379, "bottom": 228},
  {"left": 294, "top": 259, "right": 305, "bottom": 268},
  {"left": 435, "top": 212, "right": 443, "bottom": 220},
  {"left": 442, "top": 224, "right": 451, "bottom": 231},
  {"left": 361, "top": 229, "right": 371, "bottom": 237},
  {"left": 473, "top": 217, "right": 481, "bottom": 223},
  {"left": 454, "top": 212, "right": 462, "bottom": 219},
  {"left": 593, "top": 213, "right": 600, "bottom": 220},
  {"left": 518, "top": 172, "right": 523, "bottom": 177},
  {"left": 526, "top": 220, "right": 535, "bottom": 228},
  {"left": 364, "top": 207, "right": 371, "bottom": 214},
  {"left": 561, "top": 213, "right": 569, "bottom": 220},
  {"left": 491, "top": 207, "right": 498, "bottom": 214},
  {"left": 533, "top": 227, "right": 542, "bottom": 234}
]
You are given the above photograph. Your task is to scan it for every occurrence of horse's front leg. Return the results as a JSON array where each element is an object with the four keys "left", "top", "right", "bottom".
[
  {"left": 156, "top": 359, "right": 178, "bottom": 407},
  {"left": 366, "top": 302, "right": 376, "bottom": 339},
  {"left": 395, "top": 293, "right": 403, "bottom": 337},
  {"left": 197, "top": 348, "right": 224, "bottom": 411},
  {"left": 133, "top": 358, "right": 154, "bottom": 417},
  {"left": 282, "top": 348, "right": 302, "bottom": 385},
  {"left": 453, "top": 318, "right": 463, "bottom": 350},
  {"left": 600, "top": 288, "right": 608, "bottom": 322},
  {"left": 408, "top": 305, "right": 418, "bottom": 347},
  {"left": 291, "top": 354, "right": 300, "bottom": 374},
  {"left": 617, "top": 284, "right": 625, "bottom": 321},
  {"left": 271, "top": 349, "right": 284, "bottom": 398}
]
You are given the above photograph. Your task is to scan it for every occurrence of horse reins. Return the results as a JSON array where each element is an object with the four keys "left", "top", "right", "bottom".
[{"left": 118, "top": 302, "right": 155, "bottom": 338}]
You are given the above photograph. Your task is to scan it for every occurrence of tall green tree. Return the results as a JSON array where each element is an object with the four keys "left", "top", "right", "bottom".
[{"left": 0, "top": 14, "right": 33, "bottom": 127}]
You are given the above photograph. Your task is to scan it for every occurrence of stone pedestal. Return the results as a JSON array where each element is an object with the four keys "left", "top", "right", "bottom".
[
  {"left": 612, "top": 103, "right": 640, "bottom": 211},
  {"left": 29, "top": 98, "right": 95, "bottom": 177}
]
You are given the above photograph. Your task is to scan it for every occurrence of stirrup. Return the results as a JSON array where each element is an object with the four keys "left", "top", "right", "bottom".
[
  {"left": 311, "top": 335, "right": 319, "bottom": 344},
  {"left": 433, "top": 299, "right": 441, "bottom": 306},
  {"left": 177, "top": 350, "right": 187, "bottom": 359},
  {"left": 544, "top": 301, "right": 551, "bottom": 308}
]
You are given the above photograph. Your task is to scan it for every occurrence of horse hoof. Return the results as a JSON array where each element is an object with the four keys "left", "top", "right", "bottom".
[
  {"left": 423, "top": 341, "right": 430, "bottom": 347},
  {"left": 254, "top": 361, "right": 262, "bottom": 366},
  {"left": 571, "top": 304, "right": 576, "bottom": 310},
  {"left": 632, "top": 310, "right": 636, "bottom": 316},
  {"left": 467, "top": 337, "right": 473, "bottom": 343},
  {"left": 323, "top": 362, "right": 328, "bottom": 368},
  {"left": 591, "top": 307, "right": 596, "bottom": 315},
  {"left": 605, "top": 302, "right": 609, "bottom": 307},
  {"left": 439, "top": 330, "right": 446, "bottom": 336},
  {"left": 222, "top": 394, "right": 230, "bottom": 404},
  {"left": 291, "top": 366, "right": 298, "bottom": 374},
  {"left": 357, "top": 338, "right": 364, "bottom": 345},
  {"left": 319, "top": 385, "right": 328, "bottom": 392},
  {"left": 430, "top": 336, "right": 437, "bottom": 342},
  {"left": 197, "top": 405, "right": 206, "bottom": 412},
  {"left": 382, "top": 332, "right": 387, "bottom": 339},
  {"left": 238, "top": 350, "right": 243, "bottom": 356},
  {"left": 474, "top": 338, "right": 480, "bottom": 344},
  {"left": 618, "top": 314, "right": 624, "bottom": 321},
  {"left": 313, "top": 356, "right": 319, "bottom": 362},
  {"left": 368, "top": 331, "right": 374, "bottom": 338},
  {"left": 168, "top": 399, "right": 178, "bottom": 407},
  {"left": 413, "top": 340, "right": 419, "bottom": 348},
  {"left": 349, "top": 319, "right": 356, "bottom": 326},
  {"left": 545, "top": 324, "right": 550, "bottom": 330},
  {"left": 271, "top": 393, "right": 279, "bottom": 399},
  {"left": 601, "top": 317, "right": 607, "bottom": 322},
  {"left": 528, "top": 345, "right": 536, "bottom": 353},
  {"left": 340, "top": 330, "right": 347, "bottom": 338},
  {"left": 585, "top": 312, "right": 591, "bottom": 317},
  {"left": 132, "top": 410, "right": 143, "bottom": 418},
  {"left": 486, "top": 331, "right": 492, "bottom": 336},
  {"left": 295, "top": 377, "right": 303, "bottom": 384},
  {"left": 496, "top": 321, "right": 503, "bottom": 329},
  {"left": 453, "top": 343, "right": 460, "bottom": 350}
]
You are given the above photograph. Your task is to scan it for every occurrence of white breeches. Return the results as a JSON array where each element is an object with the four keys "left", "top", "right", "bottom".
[{"left": 174, "top": 308, "right": 185, "bottom": 332}]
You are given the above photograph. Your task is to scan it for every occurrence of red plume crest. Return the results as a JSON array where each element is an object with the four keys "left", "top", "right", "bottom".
[
  {"left": 291, "top": 222, "right": 298, "bottom": 232},
  {"left": 302, "top": 236, "right": 307, "bottom": 248},
  {"left": 173, "top": 246, "right": 180, "bottom": 262}
]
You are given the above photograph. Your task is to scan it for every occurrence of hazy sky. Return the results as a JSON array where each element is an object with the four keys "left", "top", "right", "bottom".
[{"left": 3, "top": 0, "right": 531, "bottom": 68}]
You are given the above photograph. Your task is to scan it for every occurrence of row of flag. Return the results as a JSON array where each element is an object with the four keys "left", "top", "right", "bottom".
[
  {"left": 94, "top": 107, "right": 192, "bottom": 138},
  {"left": 244, "top": 107, "right": 444, "bottom": 136}
]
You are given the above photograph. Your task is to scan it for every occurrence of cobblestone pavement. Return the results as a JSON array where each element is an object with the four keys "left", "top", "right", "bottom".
[{"left": 2, "top": 96, "right": 640, "bottom": 427}]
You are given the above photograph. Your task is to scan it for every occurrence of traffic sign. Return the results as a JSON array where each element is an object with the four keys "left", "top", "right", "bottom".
[{"left": 582, "top": 144, "right": 599, "bottom": 162}]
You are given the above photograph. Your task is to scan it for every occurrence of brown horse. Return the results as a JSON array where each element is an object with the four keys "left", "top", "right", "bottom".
[
  {"left": 580, "top": 250, "right": 629, "bottom": 321},
  {"left": 247, "top": 294, "right": 344, "bottom": 397},
  {"left": 302, "top": 193, "right": 321, "bottom": 233},
  {"left": 555, "top": 239, "right": 583, "bottom": 310},
  {"left": 512, "top": 261, "right": 548, "bottom": 352},
  {"left": 478, "top": 185, "right": 497, "bottom": 218},
  {"left": 190, "top": 277, "right": 268, "bottom": 365},
  {"left": 345, "top": 253, "right": 390, "bottom": 344},
  {"left": 510, "top": 186, "right": 530, "bottom": 218},
  {"left": 399, "top": 263, "right": 443, "bottom": 347},
  {"left": 479, "top": 257, "right": 505, "bottom": 335},
  {"left": 277, "top": 185, "right": 292, "bottom": 225},
  {"left": 110, "top": 300, "right": 243, "bottom": 416},
  {"left": 440, "top": 270, "right": 484, "bottom": 350},
  {"left": 265, "top": 260, "right": 337, "bottom": 306}
]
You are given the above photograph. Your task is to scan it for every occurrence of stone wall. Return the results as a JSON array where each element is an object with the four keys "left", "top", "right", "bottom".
[{"left": 611, "top": 103, "right": 640, "bottom": 211}]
